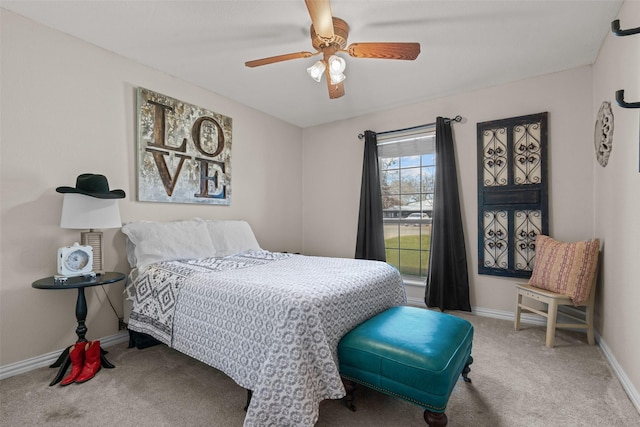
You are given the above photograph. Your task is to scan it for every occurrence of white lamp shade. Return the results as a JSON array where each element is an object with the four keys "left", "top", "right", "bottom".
[
  {"left": 330, "top": 72, "right": 346, "bottom": 85},
  {"left": 60, "top": 193, "right": 122, "bottom": 229},
  {"left": 328, "top": 55, "right": 346, "bottom": 74},
  {"left": 306, "top": 60, "right": 326, "bottom": 82}
]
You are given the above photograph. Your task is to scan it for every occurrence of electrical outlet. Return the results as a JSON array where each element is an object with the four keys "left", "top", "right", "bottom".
[{"left": 118, "top": 318, "right": 127, "bottom": 331}]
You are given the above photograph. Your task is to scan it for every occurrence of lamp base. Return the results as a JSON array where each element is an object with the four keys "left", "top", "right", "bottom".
[{"left": 81, "top": 230, "right": 104, "bottom": 275}]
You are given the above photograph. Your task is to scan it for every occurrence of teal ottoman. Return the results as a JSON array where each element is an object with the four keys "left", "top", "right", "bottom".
[{"left": 338, "top": 306, "right": 474, "bottom": 427}]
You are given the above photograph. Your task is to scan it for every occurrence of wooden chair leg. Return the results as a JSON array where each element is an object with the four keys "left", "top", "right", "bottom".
[
  {"left": 514, "top": 291, "right": 523, "bottom": 331},
  {"left": 546, "top": 299, "right": 558, "bottom": 348},
  {"left": 586, "top": 305, "right": 595, "bottom": 345}
]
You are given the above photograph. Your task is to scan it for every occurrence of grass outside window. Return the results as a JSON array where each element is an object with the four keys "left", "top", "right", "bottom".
[{"left": 384, "top": 224, "right": 431, "bottom": 277}]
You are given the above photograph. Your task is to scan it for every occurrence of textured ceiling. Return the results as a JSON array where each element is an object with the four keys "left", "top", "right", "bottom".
[{"left": 1, "top": 0, "right": 623, "bottom": 127}]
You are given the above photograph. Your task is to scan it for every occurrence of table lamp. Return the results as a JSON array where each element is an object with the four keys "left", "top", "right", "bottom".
[{"left": 57, "top": 174, "right": 125, "bottom": 274}]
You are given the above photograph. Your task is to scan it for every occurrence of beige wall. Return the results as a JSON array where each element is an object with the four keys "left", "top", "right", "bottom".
[
  {"left": 0, "top": 10, "right": 303, "bottom": 365},
  {"left": 302, "top": 67, "right": 595, "bottom": 305},
  {"left": 592, "top": 0, "right": 640, "bottom": 407},
  {"left": 301, "top": 2, "right": 639, "bottom": 406}
]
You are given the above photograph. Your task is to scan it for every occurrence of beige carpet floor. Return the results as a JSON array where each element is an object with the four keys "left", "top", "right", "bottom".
[{"left": 1, "top": 312, "right": 638, "bottom": 426}]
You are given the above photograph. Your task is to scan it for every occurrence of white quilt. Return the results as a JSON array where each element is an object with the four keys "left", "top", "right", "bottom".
[{"left": 127, "top": 250, "right": 406, "bottom": 426}]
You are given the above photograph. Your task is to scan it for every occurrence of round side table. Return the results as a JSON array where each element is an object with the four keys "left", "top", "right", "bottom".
[{"left": 32, "top": 272, "right": 126, "bottom": 386}]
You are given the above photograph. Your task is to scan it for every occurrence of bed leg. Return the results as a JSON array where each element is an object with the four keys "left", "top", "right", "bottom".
[
  {"left": 244, "top": 389, "right": 252, "bottom": 412},
  {"left": 127, "top": 330, "right": 135, "bottom": 348}
]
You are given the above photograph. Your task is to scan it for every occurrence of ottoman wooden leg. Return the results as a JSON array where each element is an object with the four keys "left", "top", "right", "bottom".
[
  {"left": 342, "top": 378, "right": 357, "bottom": 411},
  {"left": 424, "top": 410, "right": 448, "bottom": 427},
  {"left": 461, "top": 355, "right": 474, "bottom": 383}
]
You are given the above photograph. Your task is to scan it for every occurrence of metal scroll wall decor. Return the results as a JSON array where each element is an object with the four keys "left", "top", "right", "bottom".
[
  {"left": 477, "top": 112, "right": 549, "bottom": 278},
  {"left": 594, "top": 101, "right": 614, "bottom": 167},
  {"left": 137, "top": 88, "right": 232, "bottom": 205}
]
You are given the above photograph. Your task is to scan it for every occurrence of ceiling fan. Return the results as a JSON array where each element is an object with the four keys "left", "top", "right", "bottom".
[{"left": 245, "top": 0, "right": 421, "bottom": 99}]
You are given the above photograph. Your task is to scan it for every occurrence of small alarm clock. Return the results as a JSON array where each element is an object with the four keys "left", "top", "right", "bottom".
[{"left": 57, "top": 243, "right": 94, "bottom": 277}]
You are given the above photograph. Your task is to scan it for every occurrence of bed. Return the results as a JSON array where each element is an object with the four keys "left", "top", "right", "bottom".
[{"left": 121, "top": 219, "right": 406, "bottom": 427}]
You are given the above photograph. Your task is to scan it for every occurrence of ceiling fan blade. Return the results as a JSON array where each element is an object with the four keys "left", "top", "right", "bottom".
[
  {"left": 346, "top": 42, "right": 421, "bottom": 60},
  {"left": 245, "top": 51, "right": 318, "bottom": 68},
  {"left": 305, "top": 0, "right": 335, "bottom": 40}
]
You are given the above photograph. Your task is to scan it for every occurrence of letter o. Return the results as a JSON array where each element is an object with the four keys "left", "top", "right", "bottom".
[{"left": 192, "top": 116, "right": 225, "bottom": 158}]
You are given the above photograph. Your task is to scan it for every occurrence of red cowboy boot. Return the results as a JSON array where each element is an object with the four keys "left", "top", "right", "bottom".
[
  {"left": 60, "top": 342, "right": 86, "bottom": 386},
  {"left": 75, "top": 341, "right": 101, "bottom": 383}
]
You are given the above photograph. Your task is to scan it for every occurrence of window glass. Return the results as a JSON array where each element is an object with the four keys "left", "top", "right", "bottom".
[{"left": 378, "top": 128, "right": 435, "bottom": 279}]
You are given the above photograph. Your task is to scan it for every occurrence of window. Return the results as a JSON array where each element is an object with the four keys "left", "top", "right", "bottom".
[{"left": 378, "top": 127, "right": 435, "bottom": 279}]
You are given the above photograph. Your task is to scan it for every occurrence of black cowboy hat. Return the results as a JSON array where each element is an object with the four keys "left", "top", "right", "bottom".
[{"left": 56, "top": 174, "right": 126, "bottom": 199}]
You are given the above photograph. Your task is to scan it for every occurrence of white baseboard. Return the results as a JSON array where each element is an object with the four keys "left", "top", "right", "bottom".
[
  {"left": 597, "top": 333, "right": 640, "bottom": 414},
  {"left": 0, "top": 330, "right": 128, "bottom": 381},
  {"left": 406, "top": 296, "right": 427, "bottom": 307},
  {"left": 406, "top": 302, "right": 548, "bottom": 326},
  {"left": 472, "top": 305, "right": 548, "bottom": 326}
]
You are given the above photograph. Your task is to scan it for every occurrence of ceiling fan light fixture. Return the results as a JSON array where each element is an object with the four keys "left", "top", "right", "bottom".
[
  {"left": 330, "top": 72, "right": 345, "bottom": 85},
  {"left": 245, "top": 1, "right": 420, "bottom": 100},
  {"left": 307, "top": 60, "right": 326, "bottom": 82},
  {"left": 328, "top": 55, "right": 346, "bottom": 74}
]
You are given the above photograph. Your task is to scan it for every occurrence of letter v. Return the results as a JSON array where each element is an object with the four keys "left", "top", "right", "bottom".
[{"left": 146, "top": 148, "right": 189, "bottom": 197}]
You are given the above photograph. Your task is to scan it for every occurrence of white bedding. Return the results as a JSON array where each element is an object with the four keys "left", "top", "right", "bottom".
[{"left": 126, "top": 250, "right": 406, "bottom": 427}]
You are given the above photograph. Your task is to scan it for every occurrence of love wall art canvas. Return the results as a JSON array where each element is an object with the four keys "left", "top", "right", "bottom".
[{"left": 136, "top": 87, "right": 232, "bottom": 205}]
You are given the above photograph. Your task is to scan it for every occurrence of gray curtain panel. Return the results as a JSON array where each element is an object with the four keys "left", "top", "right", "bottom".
[
  {"left": 355, "top": 130, "right": 386, "bottom": 262},
  {"left": 425, "top": 117, "right": 471, "bottom": 311}
]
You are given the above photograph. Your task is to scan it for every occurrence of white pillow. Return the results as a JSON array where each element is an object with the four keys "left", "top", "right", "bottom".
[
  {"left": 121, "top": 218, "right": 216, "bottom": 272},
  {"left": 125, "top": 235, "right": 138, "bottom": 268},
  {"left": 205, "top": 220, "right": 261, "bottom": 257}
]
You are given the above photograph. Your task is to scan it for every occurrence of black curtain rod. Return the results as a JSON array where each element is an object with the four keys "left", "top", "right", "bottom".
[{"left": 357, "top": 115, "right": 462, "bottom": 140}]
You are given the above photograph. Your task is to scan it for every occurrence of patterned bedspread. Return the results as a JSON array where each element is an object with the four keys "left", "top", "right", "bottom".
[{"left": 127, "top": 250, "right": 406, "bottom": 426}]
